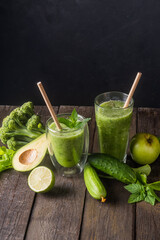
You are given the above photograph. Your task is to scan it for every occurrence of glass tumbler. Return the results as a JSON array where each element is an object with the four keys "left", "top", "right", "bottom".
[
  {"left": 46, "top": 113, "right": 89, "bottom": 177},
  {"left": 95, "top": 91, "right": 134, "bottom": 162}
]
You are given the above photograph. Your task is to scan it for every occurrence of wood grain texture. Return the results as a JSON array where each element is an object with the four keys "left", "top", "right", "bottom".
[
  {"left": 1, "top": 106, "right": 160, "bottom": 240},
  {"left": 136, "top": 108, "right": 160, "bottom": 240},
  {"left": 0, "top": 105, "right": 58, "bottom": 240},
  {"left": 80, "top": 108, "right": 137, "bottom": 240},
  {"left": 25, "top": 106, "right": 95, "bottom": 240},
  {"left": 0, "top": 106, "right": 35, "bottom": 240}
]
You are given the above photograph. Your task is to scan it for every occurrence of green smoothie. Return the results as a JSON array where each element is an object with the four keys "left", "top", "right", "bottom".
[
  {"left": 95, "top": 100, "right": 133, "bottom": 161},
  {"left": 48, "top": 122, "right": 84, "bottom": 168}
]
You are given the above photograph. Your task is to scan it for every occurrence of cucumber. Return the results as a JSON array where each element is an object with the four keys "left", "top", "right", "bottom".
[
  {"left": 88, "top": 153, "right": 137, "bottom": 184},
  {"left": 84, "top": 163, "right": 107, "bottom": 202}
]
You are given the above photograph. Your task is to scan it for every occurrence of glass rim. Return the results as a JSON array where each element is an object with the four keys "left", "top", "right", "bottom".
[
  {"left": 94, "top": 91, "right": 134, "bottom": 110},
  {"left": 46, "top": 113, "right": 86, "bottom": 134}
]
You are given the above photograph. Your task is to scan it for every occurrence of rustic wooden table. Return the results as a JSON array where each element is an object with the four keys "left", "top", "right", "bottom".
[{"left": 0, "top": 105, "right": 160, "bottom": 240}]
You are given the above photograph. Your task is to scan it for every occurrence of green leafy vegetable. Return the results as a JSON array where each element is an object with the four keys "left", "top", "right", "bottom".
[
  {"left": 124, "top": 173, "right": 160, "bottom": 205},
  {"left": 58, "top": 118, "right": 73, "bottom": 128},
  {"left": 136, "top": 173, "right": 147, "bottom": 185},
  {"left": 143, "top": 186, "right": 160, "bottom": 205},
  {"left": 88, "top": 153, "right": 160, "bottom": 206},
  {"left": 70, "top": 108, "right": 78, "bottom": 124},
  {"left": 132, "top": 164, "right": 151, "bottom": 177},
  {"left": 145, "top": 193, "right": 155, "bottom": 206},
  {"left": 146, "top": 187, "right": 160, "bottom": 202},
  {"left": 58, "top": 109, "right": 91, "bottom": 129},
  {"left": 0, "top": 102, "right": 45, "bottom": 150},
  {"left": 148, "top": 181, "right": 160, "bottom": 191},
  {"left": 124, "top": 183, "right": 144, "bottom": 194},
  {"left": 128, "top": 192, "right": 146, "bottom": 204},
  {"left": 0, "top": 146, "right": 15, "bottom": 172}
]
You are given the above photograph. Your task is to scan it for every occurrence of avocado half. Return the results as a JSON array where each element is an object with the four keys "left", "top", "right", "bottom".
[{"left": 12, "top": 134, "right": 47, "bottom": 172}]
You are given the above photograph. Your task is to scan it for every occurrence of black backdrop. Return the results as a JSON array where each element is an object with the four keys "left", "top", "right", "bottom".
[{"left": 1, "top": 0, "right": 160, "bottom": 107}]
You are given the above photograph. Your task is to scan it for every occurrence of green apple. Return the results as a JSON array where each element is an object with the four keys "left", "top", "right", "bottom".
[{"left": 130, "top": 133, "right": 160, "bottom": 165}]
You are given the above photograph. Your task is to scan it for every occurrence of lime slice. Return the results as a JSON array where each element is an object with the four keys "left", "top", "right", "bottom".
[{"left": 28, "top": 166, "right": 55, "bottom": 193}]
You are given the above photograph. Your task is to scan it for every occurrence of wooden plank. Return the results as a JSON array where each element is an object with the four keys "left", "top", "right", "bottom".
[
  {"left": 136, "top": 108, "right": 160, "bottom": 240},
  {"left": 25, "top": 106, "right": 95, "bottom": 240},
  {"left": 0, "top": 106, "right": 34, "bottom": 240},
  {"left": 0, "top": 105, "right": 57, "bottom": 240},
  {"left": 80, "top": 108, "right": 137, "bottom": 240}
]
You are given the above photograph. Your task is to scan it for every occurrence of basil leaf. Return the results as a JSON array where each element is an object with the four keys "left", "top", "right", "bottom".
[
  {"left": 128, "top": 192, "right": 145, "bottom": 203},
  {"left": 132, "top": 164, "right": 151, "bottom": 177},
  {"left": 136, "top": 173, "right": 147, "bottom": 184},
  {"left": 69, "top": 108, "right": 78, "bottom": 124},
  {"left": 124, "top": 183, "right": 144, "bottom": 194},
  {"left": 58, "top": 109, "right": 91, "bottom": 129},
  {"left": 145, "top": 194, "right": 156, "bottom": 205},
  {"left": 146, "top": 187, "right": 160, "bottom": 202},
  {"left": 144, "top": 187, "right": 158, "bottom": 205},
  {"left": 75, "top": 118, "right": 91, "bottom": 129},
  {"left": 139, "top": 174, "right": 147, "bottom": 184},
  {"left": 58, "top": 118, "right": 73, "bottom": 128},
  {"left": 148, "top": 181, "right": 160, "bottom": 191}
]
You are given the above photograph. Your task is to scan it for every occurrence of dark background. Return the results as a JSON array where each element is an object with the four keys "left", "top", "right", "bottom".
[{"left": 1, "top": 0, "right": 160, "bottom": 107}]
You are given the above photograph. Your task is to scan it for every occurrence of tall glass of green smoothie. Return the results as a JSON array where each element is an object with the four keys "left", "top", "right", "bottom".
[
  {"left": 95, "top": 92, "right": 134, "bottom": 162},
  {"left": 46, "top": 113, "right": 89, "bottom": 177}
]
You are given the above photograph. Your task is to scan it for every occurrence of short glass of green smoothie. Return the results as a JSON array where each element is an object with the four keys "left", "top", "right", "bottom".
[
  {"left": 46, "top": 113, "right": 89, "bottom": 177},
  {"left": 95, "top": 92, "right": 134, "bottom": 163}
]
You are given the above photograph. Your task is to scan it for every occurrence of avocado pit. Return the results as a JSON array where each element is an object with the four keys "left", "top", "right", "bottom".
[{"left": 19, "top": 149, "right": 37, "bottom": 165}]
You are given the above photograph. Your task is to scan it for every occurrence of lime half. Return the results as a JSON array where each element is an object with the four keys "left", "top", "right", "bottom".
[{"left": 28, "top": 166, "right": 55, "bottom": 193}]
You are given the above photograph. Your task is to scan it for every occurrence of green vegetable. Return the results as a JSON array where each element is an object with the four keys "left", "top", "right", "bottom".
[
  {"left": 88, "top": 153, "right": 160, "bottom": 205},
  {"left": 148, "top": 181, "right": 160, "bottom": 191},
  {"left": 58, "top": 109, "right": 91, "bottom": 129},
  {"left": 84, "top": 163, "right": 107, "bottom": 202},
  {"left": 0, "top": 102, "right": 45, "bottom": 150},
  {"left": 124, "top": 173, "right": 160, "bottom": 206},
  {"left": 132, "top": 164, "right": 151, "bottom": 176},
  {"left": 0, "top": 146, "right": 15, "bottom": 172},
  {"left": 88, "top": 153, "right": 137, "bottom": 184},
  {"left": 99, "top": 164, "right": 151, "bottom": 179}
]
